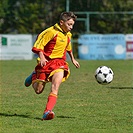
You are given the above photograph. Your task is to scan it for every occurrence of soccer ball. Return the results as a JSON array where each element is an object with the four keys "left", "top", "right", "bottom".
[{"left": 95, "top": 66, "right": 114, "bottom": 85}]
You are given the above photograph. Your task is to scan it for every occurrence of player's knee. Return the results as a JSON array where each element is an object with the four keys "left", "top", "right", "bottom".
[
  {"left": 32, "top": 81, "right": 45, "bottom": 94},
  {"left": 35, "top": 89, "right": 43, "bottom": 94},
  {"left": 34, "top": 86, "right": 44, "bottom": 94}
]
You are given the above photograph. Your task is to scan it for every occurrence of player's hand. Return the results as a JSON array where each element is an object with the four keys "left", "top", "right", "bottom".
[
  {"left": 40, "top": 58, "right": 48, "bottom": 67},
  {"left": 39, "top": 51, "right": 48, "bottom": 67},
  {"left": 72, "top": 59, "right": 80, "bottom": 68}
]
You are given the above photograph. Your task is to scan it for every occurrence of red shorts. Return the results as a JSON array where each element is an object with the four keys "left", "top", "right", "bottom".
[{"left": 32, "top": 58, "right": 70, "bottom": 83}]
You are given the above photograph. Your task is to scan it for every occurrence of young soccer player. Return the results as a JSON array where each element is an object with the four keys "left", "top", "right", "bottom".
[{"left": 24, "top": 11, "right": 80, "bottom": 120}]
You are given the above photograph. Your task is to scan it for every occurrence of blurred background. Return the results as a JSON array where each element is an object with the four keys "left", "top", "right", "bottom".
[{"left": 0, "top": 0, "right": 133, "bottom": 60}]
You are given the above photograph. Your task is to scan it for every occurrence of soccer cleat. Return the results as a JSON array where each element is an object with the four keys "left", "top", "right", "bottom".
[
  {"left": 42, "top": 111, "right": 55, "bottom": 120},
  {"left": 24, "top": 72, "right": 35, "bottom": 87}
]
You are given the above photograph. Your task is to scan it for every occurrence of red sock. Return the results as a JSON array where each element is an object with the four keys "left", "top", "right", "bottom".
[{"left": 44, "top": 92, "right": 57, "bottom": 113}]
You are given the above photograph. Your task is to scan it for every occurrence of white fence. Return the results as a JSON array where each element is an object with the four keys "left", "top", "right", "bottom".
[
  {"left": 0, "top": 34, "right": 133, "bottom": 60},
  {"left": 0, "top": 34, "right": 33, "bottom": 60}
]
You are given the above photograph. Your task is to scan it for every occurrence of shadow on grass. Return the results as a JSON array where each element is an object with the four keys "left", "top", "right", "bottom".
[
  {"left": 57, "top": 115, "right": 76, "bottom": 119},
  {"left": 0, "top": 112, "right": 42, "bottom": 120},
  {"left": 0, "top": 113, "right": 75, "bottom": 120},
  {"left": 108, "top": 87, "right": 133, "bottom": 89}
]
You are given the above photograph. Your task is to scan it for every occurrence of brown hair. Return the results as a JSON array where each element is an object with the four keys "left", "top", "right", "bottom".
[{"left": 60, "top": 11, "right": 77, "bottom": 22}]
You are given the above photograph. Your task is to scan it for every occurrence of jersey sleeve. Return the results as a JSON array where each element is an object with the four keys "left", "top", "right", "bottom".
[
  {"left": 66, "top": 32, "right": 72, "bottom": 52},
  {"left": 32, "top": 29, "right": 54, "bottom": 54}
]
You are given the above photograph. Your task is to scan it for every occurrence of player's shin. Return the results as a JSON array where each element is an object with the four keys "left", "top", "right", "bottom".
[{"left": 44, "top": 92, "right": 57, "bottom": 113}]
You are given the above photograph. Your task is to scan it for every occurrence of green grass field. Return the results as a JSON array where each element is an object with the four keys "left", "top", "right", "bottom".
[{"left": 0, "top": 59, "right": 133, "bottom": 133}]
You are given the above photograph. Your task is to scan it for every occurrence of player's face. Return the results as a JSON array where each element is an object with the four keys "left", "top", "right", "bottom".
[{"left": 60, "top": 19, "right": 75, "bottom": 33}]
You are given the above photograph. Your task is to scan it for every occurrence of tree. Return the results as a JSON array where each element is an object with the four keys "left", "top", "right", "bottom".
[
  {"left": 0, "top": 0, "right": 66, "bottom": 34},
  {"left": 0, "top": 0, "right": 133, "bottom": 34},
  {"left": 70, "top": 0, "right": 133, "bottom": 34},
  {"left": 0, "top": 0, "right": 9, "bottom": 33}
]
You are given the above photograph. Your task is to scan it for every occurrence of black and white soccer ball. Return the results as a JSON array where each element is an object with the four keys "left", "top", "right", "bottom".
[{"left": 95, "top": 66, "right": 114, "bottom": 85}]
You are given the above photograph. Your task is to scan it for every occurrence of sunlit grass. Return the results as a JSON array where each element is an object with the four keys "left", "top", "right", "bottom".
[{"left": 0, "top": 60, "right": 133, "bottom": 133}]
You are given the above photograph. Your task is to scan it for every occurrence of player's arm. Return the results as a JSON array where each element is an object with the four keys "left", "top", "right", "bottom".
[
  {"left": 66, "top": 34, "right": 80, "bottom": 68},
  {"left": 67, "top": 51, "right": 80, "bottom": 68},
  {"left": 38, "top": 51, "right": 48, "bottom": 67},
  {"left": 32, "top": 30, "right": 54, "bottom": 67},
  {"left": 32, "top": 30, "right": 54, "bottom": 54}
]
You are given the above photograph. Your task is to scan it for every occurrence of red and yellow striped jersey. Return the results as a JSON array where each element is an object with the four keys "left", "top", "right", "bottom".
[{"left": 32, "top": 23, "right": 72, "bottom": 60}]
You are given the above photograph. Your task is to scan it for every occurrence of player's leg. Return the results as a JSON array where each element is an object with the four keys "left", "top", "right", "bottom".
[
  {"left": 51, "top": 69, "right": 64, "bottom": 95},
  {"left": 32, "top": 81, "right": 46, "bottom": 94},
  {"left": 31, "top": 70, "right": 47, "bottom": 94},
  {"left": 24, "top": 71, "right": 36, "bottom": 87},
  {"left": 42, "top": 70, "right": 64, "bottom": 120},
  {"left": 24, "top": 58, "right": 40, "bottom": 87}
]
